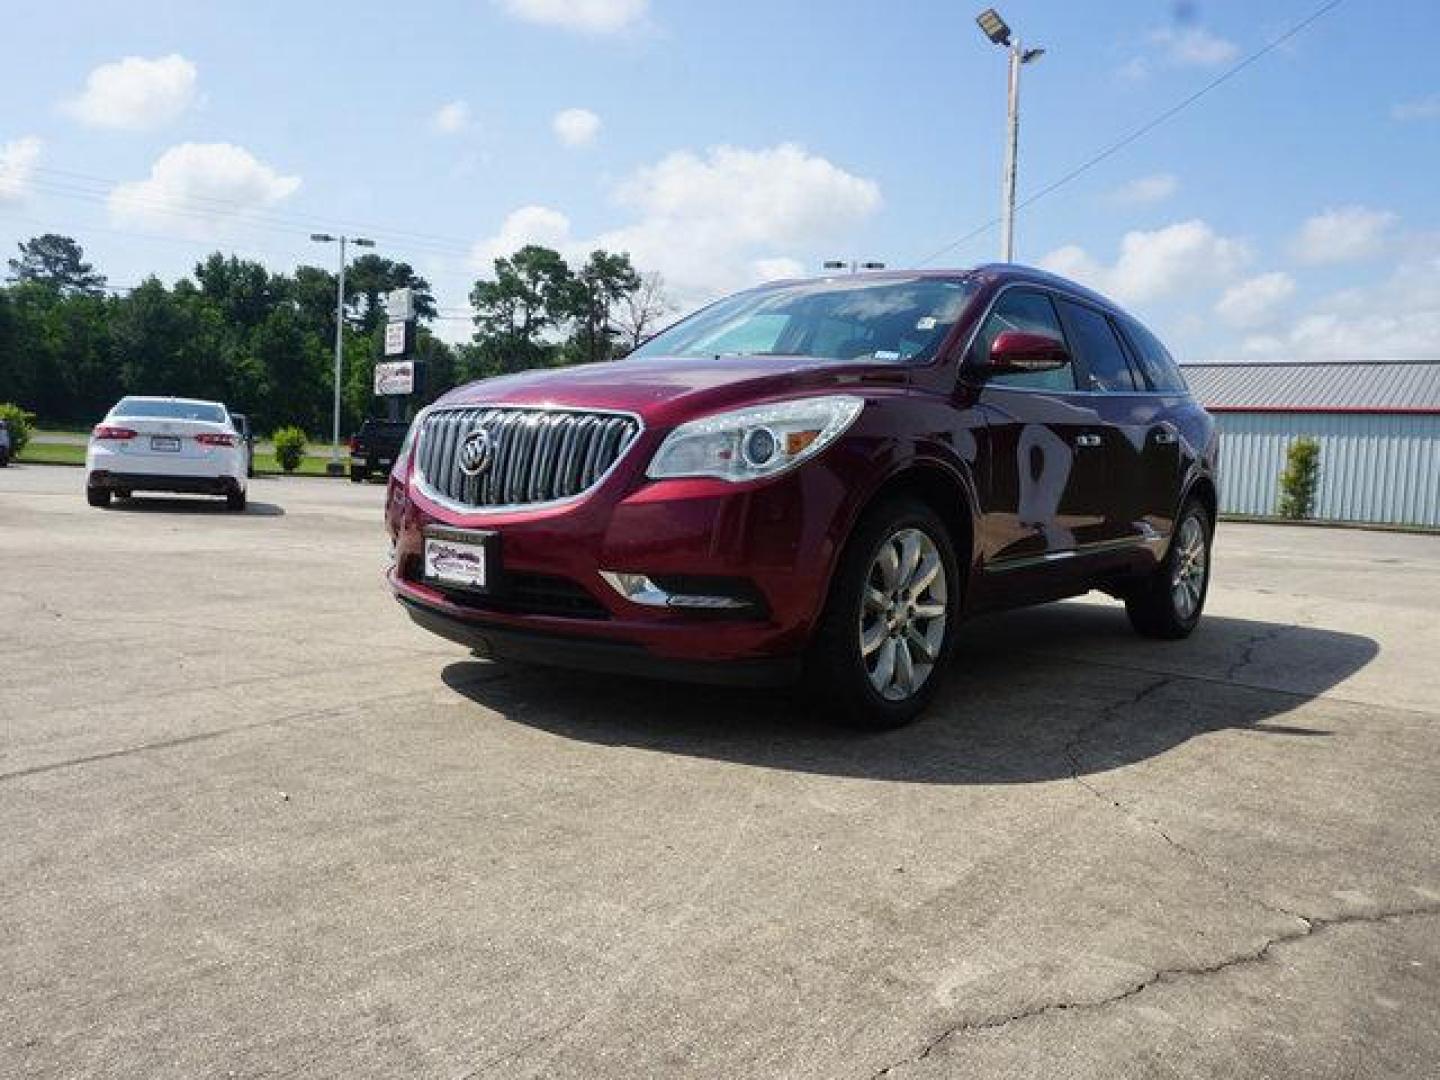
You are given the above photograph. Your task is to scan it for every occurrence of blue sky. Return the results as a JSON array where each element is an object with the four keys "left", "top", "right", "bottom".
[{"left": 2, "top": 0, "right": 1438, "bottom": 360}]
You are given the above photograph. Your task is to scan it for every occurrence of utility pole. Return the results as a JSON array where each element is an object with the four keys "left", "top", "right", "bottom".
[
  {"left": 977, "top": 9, "right": 1045, "bottom": 263},
  {"left": 310, "top": 233, "right": 375, "bottom": 474}
]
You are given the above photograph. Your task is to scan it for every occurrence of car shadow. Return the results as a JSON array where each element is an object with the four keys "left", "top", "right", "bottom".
[
  {"left": 108, "top": 495, "right": 285, "bottom": 517},
  {"left": 437, "top": 601, "right": 1377, "bottom": 785}
]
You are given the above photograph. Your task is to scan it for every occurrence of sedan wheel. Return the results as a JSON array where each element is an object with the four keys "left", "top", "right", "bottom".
[{"left": 860, "top": 528, "right": 948, "bottom": 702}]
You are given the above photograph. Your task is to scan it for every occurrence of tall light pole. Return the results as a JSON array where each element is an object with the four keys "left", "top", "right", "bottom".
[
  {"left": 823, "top": 259, "right": 887, "bottom": 274},
  {"left": 310, "top": 233, "right": 375, "bottom": 474},
  {"left": 976, "top": 8, "right": 1044, "bottom": 263}
]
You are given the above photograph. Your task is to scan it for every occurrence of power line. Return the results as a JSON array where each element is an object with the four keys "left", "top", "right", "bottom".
[{"left": 915, "top": 0, "right": 1347, "bottom": 267}]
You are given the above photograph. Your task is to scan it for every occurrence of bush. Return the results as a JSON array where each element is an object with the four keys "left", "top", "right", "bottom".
[
  {"left": 0, "top": 403, "right": 36, "bottom": 457},
  {"left": 1277, "top": 436, "right": 1321, "bottom": 520},
  {"left": 272, "top": 426, "right": 308, "bottom": 473}
]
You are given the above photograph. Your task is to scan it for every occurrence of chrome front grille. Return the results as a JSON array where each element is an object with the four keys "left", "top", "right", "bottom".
[{"left": 416, "top": 406, "right": 641, "bottom": 509}]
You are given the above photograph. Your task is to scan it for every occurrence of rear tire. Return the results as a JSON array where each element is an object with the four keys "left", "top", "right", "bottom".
[
  {"left": 350, "top": 466, "right": 368, "bottom": 483},
  {"left": 1125, "top": 501, "right": 1212, "bottom": 639},
  {"left": 87, "top": 486, "right": 111, "bottom": 508},
  {"left": 226, "top": 487, "right": 247, "bottom": 512},
  {"left": 803, "top": 496, "right": 960, "bottom": 730}
]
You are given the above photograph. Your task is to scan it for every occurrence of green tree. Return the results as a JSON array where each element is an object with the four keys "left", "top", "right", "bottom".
[
  {"left": 1278, "top": 437, "right": 1321, "bottom": 520},
  {"left": 570, "top": 250, "right": 640, "bottom": 364},
  {"left": 7, "top": 234, "right": 107, "bottom": 296},
  {"left": 469, "top": 245, "right": 577, "bottom": 373},
  {"left": 346, "top": 254, "right": 436, "bottom": 335}
]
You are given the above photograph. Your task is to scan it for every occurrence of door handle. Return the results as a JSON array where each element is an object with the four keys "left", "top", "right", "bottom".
[
  {"left": 1153, "top": 430, "right": 1178, "bottom": 445},
  {"left": 1074, "top": 434, "right": 1102, "bottom": 448}
]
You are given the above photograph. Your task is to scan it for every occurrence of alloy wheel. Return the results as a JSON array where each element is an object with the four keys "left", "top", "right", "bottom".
[
  {"left": 1171, "top": 514, "right": 1208, "bottom": 621},
  {"left": 860, "top": 527, "right": 948, "bottom": 702}
]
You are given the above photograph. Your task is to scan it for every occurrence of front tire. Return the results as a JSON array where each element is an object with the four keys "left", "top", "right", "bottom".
[
  {"left": 226, "top": 487, "right": 247, "bottom": 512},
  {"left": 86, "top": 486, "right": 111, "bottom": 508},
  {"left": 804, "top": 496, "right": 960, "bottom": 730},
  {"left": 350, "top": 466, "right": 368, "bottom": 483},
  {"left": 1126, "top": 501, "right": 1212, "bottom": 639}
]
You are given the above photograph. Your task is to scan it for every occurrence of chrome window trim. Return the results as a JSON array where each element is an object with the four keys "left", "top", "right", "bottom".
[
  {"left": 956, "top": 281, "right": 1192, "bottom": 400},
  {"left": 411, "top": 402, "right": 645, "bottom": 516}
]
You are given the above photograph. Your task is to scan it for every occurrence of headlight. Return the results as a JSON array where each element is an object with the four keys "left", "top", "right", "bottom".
[{"left": 647, "top": 395, "right": 864, "bottom": 482}]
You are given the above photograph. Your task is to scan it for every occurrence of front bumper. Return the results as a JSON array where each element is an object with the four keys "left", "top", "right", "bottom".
[
  {"left": 397, "top": 593, "right": 799, "bottom": 686},
  {"left": 386, "top": 451, "right": 856, "bottom": 670}
]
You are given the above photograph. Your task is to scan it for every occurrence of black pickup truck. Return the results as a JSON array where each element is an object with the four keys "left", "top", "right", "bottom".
[{"left": 348, "top": 418, "right": 410, "bottom": 482}]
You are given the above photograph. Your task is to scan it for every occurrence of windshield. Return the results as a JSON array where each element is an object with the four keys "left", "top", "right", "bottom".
[
  {"left": 629, "top": 276, "right": 978, "bottom": 364},
  {"left": 113, "top": 399, "right": 227, "bottom": 423}
]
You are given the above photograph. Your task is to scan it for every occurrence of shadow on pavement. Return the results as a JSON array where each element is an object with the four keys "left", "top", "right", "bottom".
[
  {"left": 108, "top": 495, "right": 285, "bottom": 517},
  {"left": 438, "top": 601, "right": 1378, "bottom": 785}
]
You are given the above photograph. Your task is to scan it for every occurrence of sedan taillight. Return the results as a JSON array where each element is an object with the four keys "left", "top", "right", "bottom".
[
  {"left": 92, "top": 425, "right": 137, "bottom": 440},
  {"left": 195, "top": 433, "right": 238, "bottom": 447}
]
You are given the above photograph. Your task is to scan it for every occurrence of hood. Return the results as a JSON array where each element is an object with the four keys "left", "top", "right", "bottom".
[{"left": 435, "top": 355, "right": 909, "bottom": 426}]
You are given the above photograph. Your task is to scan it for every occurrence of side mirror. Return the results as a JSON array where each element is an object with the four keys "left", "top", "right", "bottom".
[{"left": 985, "top": 330, "right": 1070, "bottom": 375}]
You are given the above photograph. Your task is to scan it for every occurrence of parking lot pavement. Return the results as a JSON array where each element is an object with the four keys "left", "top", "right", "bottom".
[{"left": 2, "top": 464, "right": 1438, "bottom": 1079}]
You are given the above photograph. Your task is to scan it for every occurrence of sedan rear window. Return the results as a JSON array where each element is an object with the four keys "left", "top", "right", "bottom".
[
  {"left": 629, "top": 277, "right": 978, "bottom": 365},
  {"left": 113, "top": 399, "right": 226, "bottom": 423}
]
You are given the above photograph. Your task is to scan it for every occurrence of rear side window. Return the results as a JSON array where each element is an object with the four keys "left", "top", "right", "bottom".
[
  {"left": 1118, "top": 315, "right": 1189, "bottom": 393},
  {"left": 968, "top": 289, "right": 1075, "bottom": 391},
  {"left": 1054, "top": 299, "right": 1138, "bottom": 392}
]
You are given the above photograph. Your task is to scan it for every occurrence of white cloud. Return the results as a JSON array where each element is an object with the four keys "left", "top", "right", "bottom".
[
  {"left": 1121, "top": 26, "right": 1237, "bottom": 79},
  {"left": 1241, "top": 257, "right": 1440, "bottom": 360},
  {"left": 1149, "top": 26, "right": 1239, "bottom": 67},
  {"left": 1040, "top": 219, "right": 1251, "bottom": 304},
  {"left": 497, "top": 0, "right": 647, "bottom": 33},
  {"left": 1291, "top": 206, "right": 1398, "bottom": 265},
  {"left": 1108, "top": 173, "right": 1178, "bottom": 205},
  {"left": 552, "top": 107, "right": 601, "bottom": 147},
  {"left": 0, "top": 136, "right": 42, "bottom": 202},
  {"left": 1392, "top": 95, "right": 1440, "bottom": 121},
  {"left": 1214, "top": 271, "right": 1296, "bottom": 328},
  {"left": 471, "top": 204, "right": 576, "bottom": 268},
  {"left": 108, "top": 143, "right": 301, "bottom": 239},
  {"left": 430, "top": 100, "right": 471, "bottom": 135},
  {"left": 471, "top": 143, "right": 882, "bottom": 304},
  {"left": 62, "top": 54, "right": 198, "bottom": 131}
]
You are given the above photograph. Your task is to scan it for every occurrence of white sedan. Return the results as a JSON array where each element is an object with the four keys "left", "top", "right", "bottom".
[{"left": 85, "top": 397, "right": 249, "bottom": 511}]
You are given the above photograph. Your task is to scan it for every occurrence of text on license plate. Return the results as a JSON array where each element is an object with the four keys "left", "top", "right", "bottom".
[
  {"left": 151, "top": 435, "right": 181, "bottom": 452},
  {"left": 425, "top": 535, "right": 487, "bottom": 591}
]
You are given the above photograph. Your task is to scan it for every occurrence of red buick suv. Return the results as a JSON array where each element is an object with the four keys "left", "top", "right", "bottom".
[{"left": 386, "top": 265, "right": 1217, "bottom": 727}]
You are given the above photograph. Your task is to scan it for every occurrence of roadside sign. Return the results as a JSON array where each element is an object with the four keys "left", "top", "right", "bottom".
[
  {"left": 384, "top": 288, "right": 415, "bottom": 323},
  {"left": 384, "top": 320, "right": 407, "bottom": 357},
  {"left": 375, "top": 361, "right": 415, "bottom": 396}
]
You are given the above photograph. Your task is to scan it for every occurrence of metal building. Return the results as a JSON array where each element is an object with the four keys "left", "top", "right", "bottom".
[{"left": 1179, "top": 361, "right": 1440, "bottom": 527}]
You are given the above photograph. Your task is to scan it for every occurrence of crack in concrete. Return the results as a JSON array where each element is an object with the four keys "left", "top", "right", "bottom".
[
  {"left": 1224, "top": 625, "right": 1283, "bottom": 681},
  {"left": 867, "top": 904, "right": 1440, "bottom": 1078}
]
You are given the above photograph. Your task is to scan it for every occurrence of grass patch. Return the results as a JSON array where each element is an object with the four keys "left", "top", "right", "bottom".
[
  {"left": 18, "top": 442, "right": 85, "bottom": 465},
  {"left": 252, "top": 452, "right": 334, "bottom": 476}
]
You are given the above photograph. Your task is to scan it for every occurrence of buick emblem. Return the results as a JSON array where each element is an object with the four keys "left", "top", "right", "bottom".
[{"left": 457, "top": 429, "right": 494, "bottom": 477}]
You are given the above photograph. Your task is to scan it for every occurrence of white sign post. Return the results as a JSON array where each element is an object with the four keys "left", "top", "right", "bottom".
[
  {"left": 384, "top": 287, "right": 415, "bottom": 323},
  {"left": 384, "top": 320, "right": 407, "bottom": 357},
  {"left": 374, "top": 361, "right": 415, "bottom": 396}
]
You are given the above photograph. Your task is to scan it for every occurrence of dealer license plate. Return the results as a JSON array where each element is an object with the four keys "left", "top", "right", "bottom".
[{"left": 423, "top": 529, "right": 493, "bottom": 592}]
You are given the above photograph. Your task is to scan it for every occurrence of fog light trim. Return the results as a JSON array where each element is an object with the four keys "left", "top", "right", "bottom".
[{"left": 599, "top": 571, "right": 751, "bottom": 610}]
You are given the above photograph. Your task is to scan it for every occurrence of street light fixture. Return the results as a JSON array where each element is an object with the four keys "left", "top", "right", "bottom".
[
  {"left": 823, "top": 259, "right": 887, "bottom": 274},
  {"left": 976, "top": 7, "right": 1044, "bottom": 263},
  {"left": 310, "top": 233, "right": 376, "bottom": 474}
]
